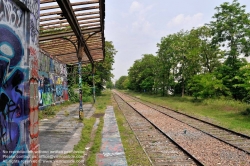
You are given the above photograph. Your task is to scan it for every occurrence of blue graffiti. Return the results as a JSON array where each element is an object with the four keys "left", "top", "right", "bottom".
[
  {"left": 56, "top": 85, "right": 63, "bottom": 97},
  {"left": 0, "top": 24, "right": 28, "bottom": 163}
]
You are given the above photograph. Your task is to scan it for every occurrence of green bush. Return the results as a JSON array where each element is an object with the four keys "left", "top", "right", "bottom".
[
  {"left": 188, "top": 73, "right": 230, "bottom": 99},
  {"left": 81, "top": 82, "right": 91, "bottom": 97},
  {"left": 68, "top": 86, "right": 79, "bottom": 102},
  {"left": 242, "top": 108, "right": 250, "bottom": 116}
]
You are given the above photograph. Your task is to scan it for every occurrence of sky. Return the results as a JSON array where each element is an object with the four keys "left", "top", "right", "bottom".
[{"left": 104, "top": 0, "right": 250, "bottom": 82}]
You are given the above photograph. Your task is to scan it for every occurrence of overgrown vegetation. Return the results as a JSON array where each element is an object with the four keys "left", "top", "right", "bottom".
[
  {"left": 116, "top": 0, "right": 250, "bottom": 103},
  {"left": 126, "top": 90, "right": 250, "bottom": 135},
  {"left": 38, "top": 100, "right": 73, "bottom": 119},
  {"left": 65, "top": 90, "right": 112, "bottom": 165},
  {"left": 69, "top": 117, "right": 96, "bottom": 165},
  {"left": 67, "top": 41, "right": 116, "bottom": 97},
  {"left": 85, "top": 118, "right": 104, "bottom": 165},
  {"left": 113, "top": 98, "right": 152, "bottom": 165}
]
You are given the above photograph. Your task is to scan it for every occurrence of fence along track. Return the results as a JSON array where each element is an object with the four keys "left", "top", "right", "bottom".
[
  {"left": 126, "top": 93, "right": 250, "bottom": 154},
  {"left": 113, "top": 92, "right": 202, "bottom": 166}
]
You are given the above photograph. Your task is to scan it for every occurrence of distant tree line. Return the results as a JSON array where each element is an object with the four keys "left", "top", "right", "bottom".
[{"left": 116, "top": 0, "right": 250, "bottom": 102}]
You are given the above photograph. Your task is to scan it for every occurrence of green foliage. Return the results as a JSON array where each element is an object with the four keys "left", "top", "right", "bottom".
[
  {"left": 215, "top": 58, "right": 248, "bottom": 100},
  {"left": 82, "top": 82, "right": 91, "bottom": 97},
  {"left": 38, "top": 100, "right": 73, "bottom": 120},
  {"left": 68, "top": 86, "right": 79, "bottom": 103},
  {"left": 80, "top": 41, "right": 116, "bottom": 96},
  {"left": 233, "top": 64, "right": 250, "bottom": 101},
  {"left": 209, "top": 0, "right": 250, "bottom": 64},
  {"left": 115, "top": 76, "right": 128, "bottom": 90},
  {"left": 106, "top": 81, "right": 114, "bottom": 89},
  {"left": 122, "top": 0, "right": 250, "bottom": 104},
  {"left": 85, "top": 118, "right": 104, "bottom": 165},
  {"left": 128, "top": 54, "right": 157, "bottom": 92},
  {"left": 188, "top": 73, "right": 230, "bottom": 99},
  {"left": 242, "top": 108, "right": 250, "bottom": 116}
]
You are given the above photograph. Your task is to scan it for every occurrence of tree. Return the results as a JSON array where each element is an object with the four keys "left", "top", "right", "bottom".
[
  {"left": 209, "top": 0, "right": 250, "bottom": 100},
  {"left": 193, "top": 26, "right": 224, "bottom": 73},
  {"left": 234, "top": 64, "right": 250, "bottom": 102},
  {"left": 106, "top": 81, "right": 114, "bottom": 89},
  {"left": 81, "top": 41, "right": 116, "bottom": 95},
  {"left": 188, "top": 73, "right": 230, "bottom": 99},
  {"left": 115, "top": 76, "right": 128, "bottom": 90},
  {"left": 156, "top": 34, "right": 179, "bottom": 96},
  {"left": 209, "top": 0, "right": 250, "bottom": 67},
  {"left": 128, "top": 54, "right": 157, "bottom": 92}
]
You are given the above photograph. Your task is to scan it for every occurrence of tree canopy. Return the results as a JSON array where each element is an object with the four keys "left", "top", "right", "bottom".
[{"left": 116, "top": 0, "right": 250, "bottom": 102}]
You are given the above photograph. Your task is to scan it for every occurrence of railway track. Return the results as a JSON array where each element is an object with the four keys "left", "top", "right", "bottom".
[
  {"left": 113, "top": 90, "right": 250, "bottom": 166},
  {"left": 127, "top": 92, "right": 250, "bottom": 154},
  {"left": 113, "top": 92, "right": 201, "bottom": 165}
]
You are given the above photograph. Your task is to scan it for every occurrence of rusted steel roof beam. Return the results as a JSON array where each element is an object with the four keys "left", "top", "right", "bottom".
[
  {"left": 40, "top": 1, "right": 99, "bottom": 11},
  {"left": 39, "top": 27, "right": 101, "bottom": 41},
  {"left": 40, "top": 5, "right": 99, "bottom": 17},
  {"left": 40, "top": 0, "right": 56, "bottom": 4},
  {"left": 99, "top": 0, "right": 105, "bottom": 58},
  {"left": 40, "top": 21, "right": 100, "bottom": 30},
  {"left": 40, "top": 14, "right": 99, "bottom": 23},
  {"left": 40, "top": 17, "right": 100, "bottom": 27},
  {"left": 52, "top": 51, "right": 77, "bottom": 56},
  {"left": 42, "top": 46, "right": 75, "bottom": 52},
  {"left": 56, "top": 0, "right": 94, "bottom": 64}
]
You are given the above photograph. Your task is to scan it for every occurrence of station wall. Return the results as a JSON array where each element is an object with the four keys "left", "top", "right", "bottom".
[
  {"left": 0, "top": 0, "right": 40, "bottom": 165},
  {"left": 38, "top": 50, "right": 69, "bottom": 107},
  {"left": 0, "top": 0, "right": 68, "bottom": 165}
]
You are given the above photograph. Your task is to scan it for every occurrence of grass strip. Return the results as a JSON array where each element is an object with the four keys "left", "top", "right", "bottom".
[
  {"left": 85, "top": 118, "right": 104, "bottom": 165},
  {"left": 113, "top": 100, "right": 152, "bottom": 166},
  {"left": 69, "top": 117, "right": 96, "bottom": 165},
  {"left": 85, "top": 90, "right": 112, "bottom": 165}
]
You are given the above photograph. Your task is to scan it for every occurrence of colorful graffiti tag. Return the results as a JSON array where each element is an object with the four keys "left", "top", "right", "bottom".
[
  {"left": 0, "top": 0, "right": 68, "bottom": 164},
  {"left": 38, "top": 51, "right": 68, "bottom": 107},
  {"left": 0, "top": 0, "right": 40, "bottom": 165}
]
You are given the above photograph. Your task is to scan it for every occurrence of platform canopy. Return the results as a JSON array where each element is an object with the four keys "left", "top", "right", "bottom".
[{"left": 39, "top": 0, "right": 105, "bottom": 65}]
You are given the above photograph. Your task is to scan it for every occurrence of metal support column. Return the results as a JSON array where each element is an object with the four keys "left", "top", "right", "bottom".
[
  {"left": 92, "top": 65, "right": 96, "bottom": 103},
  {"left": 62, "top": 37, "right": 84, "bottom": 119},
  {"left": 78, "top": 59, "right": 84, "bottom": 119}
]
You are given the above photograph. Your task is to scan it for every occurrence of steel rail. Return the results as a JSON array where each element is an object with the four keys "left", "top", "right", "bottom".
[
  {"left": 113, "top": 91, "right": 204, "bottom": 166},
  {"left": 124, "top": 92, "right": 250, "bottom": 155}
]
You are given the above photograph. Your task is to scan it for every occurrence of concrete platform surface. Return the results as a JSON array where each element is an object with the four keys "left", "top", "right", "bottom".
[
  {"left": 39, "top": 103, "right": 94, "bottom": 165},
  {"left": 97, "top": 106, "right": 128, "bottom": 166}
]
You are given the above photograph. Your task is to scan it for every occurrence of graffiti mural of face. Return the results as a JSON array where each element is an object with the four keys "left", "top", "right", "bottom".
[{"left": 0, "top": 24, "right": 24, "bottom": 162}]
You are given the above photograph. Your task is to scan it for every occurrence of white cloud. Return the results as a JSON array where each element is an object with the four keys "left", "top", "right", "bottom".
[
  {"left": 128, "top": 1, "right": 155, "bottom": 34},
  {"left": 167, "top": 13, "right": 204, "bottom": 29},
  {"left": 129, "top": 1, "right": 143, "bottom": 13}
]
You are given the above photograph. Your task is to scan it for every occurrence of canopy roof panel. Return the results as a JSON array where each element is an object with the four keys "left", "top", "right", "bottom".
[{"left": 39, "top": 0, "right": 105, "bottom": 65}]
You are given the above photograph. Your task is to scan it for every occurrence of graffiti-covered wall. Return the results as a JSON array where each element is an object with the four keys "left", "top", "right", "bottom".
[
  {"left": 0, "top": 0, "right": 40, "bottom": 165},
  {"left": 38, "top": 50, "right": 68, "bottom": 108}
]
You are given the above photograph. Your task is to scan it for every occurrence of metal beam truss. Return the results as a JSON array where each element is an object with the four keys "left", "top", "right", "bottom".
[
  {"left": 39, "top": 0, "right": 105, "bottom": 118},
  {"left": 39, "top": 0, "right": 105, "bottom": 65}
]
